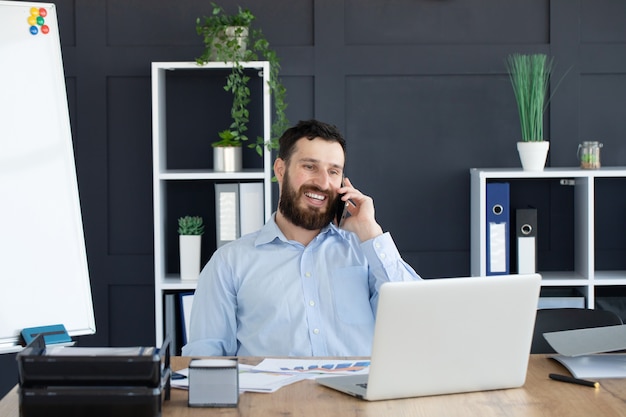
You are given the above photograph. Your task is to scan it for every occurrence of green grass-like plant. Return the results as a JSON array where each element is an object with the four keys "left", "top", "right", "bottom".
[
  {"left": 178, "top": 216, "right": 205, "bottom": 235},
  {"left": 506, "top": 54, "right": 554, "bottom": 142}
]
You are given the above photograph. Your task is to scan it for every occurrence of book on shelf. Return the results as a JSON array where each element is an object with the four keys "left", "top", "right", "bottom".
[
  {"left": 179, "top": 291, "right": 194, "bottom": 346},
  {"left": 164, "top": 291, "right": 195, "bottom": 355},
  {"left": 164, "top": 294, "right": 178, "bottom": 355}
]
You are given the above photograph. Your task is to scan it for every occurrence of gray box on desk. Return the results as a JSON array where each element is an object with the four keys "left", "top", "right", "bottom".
[{"left": 188, "top": 358, "right": 238, "bottom": 407}]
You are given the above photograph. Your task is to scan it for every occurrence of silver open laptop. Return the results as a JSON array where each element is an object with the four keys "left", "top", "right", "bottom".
[{"left": 316, "top": 273, "right": 542, "bottom": 401}]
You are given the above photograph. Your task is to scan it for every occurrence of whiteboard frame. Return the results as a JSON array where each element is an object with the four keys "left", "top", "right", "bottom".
[{"left": 0, "top": 1, "right": 96, "bottom": 353}]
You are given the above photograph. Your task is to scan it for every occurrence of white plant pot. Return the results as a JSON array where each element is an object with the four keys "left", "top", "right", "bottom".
[
  {"left": 517, "top": 141, "right": 550, "bottom": 172},
  {"left": 180, "top": 235, "right": 202, "bottom": 280},
  {"left": 209, "top": 26, "right": 249, "bottom": 61},
  {"left": 213, "top": 146, "right": 242, "bottom": 172}
]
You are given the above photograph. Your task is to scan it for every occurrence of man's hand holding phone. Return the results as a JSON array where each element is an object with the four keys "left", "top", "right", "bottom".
[{"left": 335, "top": 177, "right": 384, "bottom": 242}]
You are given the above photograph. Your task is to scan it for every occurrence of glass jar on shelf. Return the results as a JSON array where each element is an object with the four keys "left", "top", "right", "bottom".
[{"left": 577, "top": 141, "right": 603, "bottom": 169}]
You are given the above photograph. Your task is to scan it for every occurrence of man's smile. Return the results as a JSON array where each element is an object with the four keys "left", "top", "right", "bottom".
[{"left": 304, "top": 191, "right": 326, "bottom": 201}]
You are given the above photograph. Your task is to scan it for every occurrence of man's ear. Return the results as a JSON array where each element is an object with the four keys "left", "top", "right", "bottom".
[{"left": 274, "top": 158, "right": 285, "bottom": 183}]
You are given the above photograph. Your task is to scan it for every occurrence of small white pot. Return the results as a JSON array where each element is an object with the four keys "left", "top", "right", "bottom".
[
  {"left": 517, "top": 141, "right": 550, "bottom": 171},
  {"left": 180, "top": 235, "right": 202, "bottom": 280},
  {"left": 209, "top": 26, "right": 249, "bottom": 61}
]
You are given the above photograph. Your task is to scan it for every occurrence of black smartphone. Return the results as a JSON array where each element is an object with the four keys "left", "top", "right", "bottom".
[
  {"left": 335, "top": 195, "right": 347, "bottom": 227},
  {"left": 335, "top": 179, "right": 348, "bottom": 227}
]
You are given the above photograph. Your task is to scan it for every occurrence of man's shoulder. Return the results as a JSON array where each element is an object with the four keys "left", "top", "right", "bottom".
[{"left": 217, "top": 230, "right": 260, "bottom": 253}]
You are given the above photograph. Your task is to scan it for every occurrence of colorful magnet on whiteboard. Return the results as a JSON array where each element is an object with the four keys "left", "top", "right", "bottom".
[
  {"left": 39, "top": 8, "right": 48, "bottom": 18},
  {"left": 41, "top": 25, "right": 50, "bottom": 34},
  {"left": 37, "top": 16, "right": 45, "bottom": 26},
  {"left": 30, "top": 26, "right": 38, "bottom": 35},
  {"left": 30, "top": 7, "right": 39, "bottom": 16},
  {"left": 27, "top": 15, "right": 37, "bottom": 25}
]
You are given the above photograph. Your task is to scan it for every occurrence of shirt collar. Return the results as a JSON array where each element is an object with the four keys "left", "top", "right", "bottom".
[{"left": 255, "top": 213, "right": 350, "bottom": 247}]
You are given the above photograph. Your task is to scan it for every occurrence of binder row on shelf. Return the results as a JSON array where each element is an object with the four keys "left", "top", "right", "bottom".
[
  {"left": 486, "top": 182, "right": 538, "bottom": 277},
  {"left": 485, "top": 182, "right": 586, "bottom": 309},
  {"left": 215, "top": 182, "right": 264, "bottom": 248},
  {"left": 16, "top": 334, "right": 172, "bottom": 417},
  {"left": 485, "top": 182, "right": 537, "bottom": 275},
  {"left": 164, "top": 292, "right": 194, "bottom": 356}
]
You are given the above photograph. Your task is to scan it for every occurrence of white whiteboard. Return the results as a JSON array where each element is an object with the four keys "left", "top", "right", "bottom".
[{"left": 0, "top": 1, "right": 95, "bottom": 351}]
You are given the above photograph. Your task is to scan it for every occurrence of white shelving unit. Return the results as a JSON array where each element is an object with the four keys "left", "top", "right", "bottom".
[
  {"left": 152, "top": 61, "right": 272, "bottom": 347},
  {"left": 470, "top": 167, "right": 626, "bottom": 308}
]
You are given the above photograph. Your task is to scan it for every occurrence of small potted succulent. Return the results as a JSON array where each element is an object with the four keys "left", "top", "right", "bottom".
[
  {"left": 196, "top": 2, "right": 289, "bottom": 171},
  {"left": 178, "top": 216, "right": 204, "bottom": 280}
]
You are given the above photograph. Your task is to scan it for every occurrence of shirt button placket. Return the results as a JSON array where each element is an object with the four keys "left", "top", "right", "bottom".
[{"left": 301, "top": 247, "right": 325, "bottom": 354}]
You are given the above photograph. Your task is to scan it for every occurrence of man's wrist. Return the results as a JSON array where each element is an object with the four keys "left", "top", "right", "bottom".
[{"left": 356, "top": 223, "right": 384, "bottom": 242}]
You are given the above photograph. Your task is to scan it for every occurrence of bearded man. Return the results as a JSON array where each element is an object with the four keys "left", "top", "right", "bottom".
[{"left": 182, "top": 119, "right": 420, "bottom": 357}]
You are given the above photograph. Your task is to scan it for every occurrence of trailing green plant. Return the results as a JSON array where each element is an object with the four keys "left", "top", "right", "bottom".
[
  {"left": 196, "top": 2, "right": 289, "bottom": 155},
  {"left": 178, "top": 216, "right": 205, "bottom": 235},
  {"left": 506, "top": 53, "right": 555, "bottom": 142}
]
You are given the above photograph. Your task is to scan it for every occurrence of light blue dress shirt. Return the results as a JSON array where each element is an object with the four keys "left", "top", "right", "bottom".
[{"left": 182, "top": 213, "right": 421, "bottom": 357}]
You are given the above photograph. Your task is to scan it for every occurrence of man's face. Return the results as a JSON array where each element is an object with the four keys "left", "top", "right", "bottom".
[{"left": 277, "top": 138, "right": 345, "bottom": 230}]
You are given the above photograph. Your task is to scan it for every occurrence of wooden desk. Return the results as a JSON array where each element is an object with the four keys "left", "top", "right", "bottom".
[{"left": 2, "top": 355, "right": 626, "bottom": 417}]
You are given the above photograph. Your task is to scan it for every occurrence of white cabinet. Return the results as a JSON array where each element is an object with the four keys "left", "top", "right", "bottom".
[
  {"left": 152, "top": 61, "right": 272, "bottom": 348},
  {"left": 470, "top": 167, "right": 626, "bottom": 308}
]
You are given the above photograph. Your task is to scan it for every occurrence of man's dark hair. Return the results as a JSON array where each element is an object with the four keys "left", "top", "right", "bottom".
[{"left": 277, "top": 119, "right": 346, "bottom": 162}]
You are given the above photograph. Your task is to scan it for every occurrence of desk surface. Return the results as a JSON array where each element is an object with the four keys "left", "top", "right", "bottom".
[{"left": 2, "top": 355, "right": 626, "bottom": 417}]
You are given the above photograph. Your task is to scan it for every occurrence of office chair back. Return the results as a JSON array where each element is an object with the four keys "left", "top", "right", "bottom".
[{"left": 531, "top": 308, "right": 623, "bottom": 354}]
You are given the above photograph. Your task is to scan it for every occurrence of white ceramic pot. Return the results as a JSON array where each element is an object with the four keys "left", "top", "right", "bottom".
[
  {"left": 179, "top": 235, "right": 202, "bottom": 280},
  {"left": 517, "top": 141, "right": 550, "bottom": 171},
  {"left": 209, "top": 26, "right": 248, "bottom": 61}
]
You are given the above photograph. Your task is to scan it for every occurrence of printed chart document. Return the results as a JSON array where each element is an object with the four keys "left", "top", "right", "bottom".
[
  {"left": 171, "top": 364, "right": 303, "bottom": 393},
  {"left": 252, "top": 358, "right": 370, "bottom": 375},
  {"left": 171, "top": 359, "right": 371, "bottom": 393},
  {"left": 239, "top": 366, "right": 303, "bottom": 392}
]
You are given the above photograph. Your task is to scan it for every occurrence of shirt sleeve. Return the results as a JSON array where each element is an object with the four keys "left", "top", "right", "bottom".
[
  {"left": 181, "top": 249, "right": 239, "bottom": 357},
  {"left": 361, "top": 232, "right": 421, "bottom": 281},
  {"left": 360, "top": 232, "right": 421, "bottom": 313}
]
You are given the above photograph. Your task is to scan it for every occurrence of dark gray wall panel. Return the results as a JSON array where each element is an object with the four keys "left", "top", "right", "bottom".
[
  {"left": 580, "top": 0, "right": 626, "bottom": 43},
  {"left": 105, "top": 0, "right": 314, "bottom": 47},
  {"left": 107, "top": 76, "right": 153, "bottom": 255},
  {"left": 345, "top": 74, "right": 521, "bottom": 254},
  {"left": 345, "top": 0, "right": 549, "bottom": 45},
  {"left": 282, "top": 76, "right": 315, "bottom": 124},
  {"left": 106, "top": 0, "right": 203, "bottom": 46},
  {"left": 108, "top": 285, "right": 155, "bottom": 346},
  {"left": 580, "top": 74, "right": 626, "bottom": 166},
  {"left": 54, "top": 0, "right": 76, "bottom": 46}
]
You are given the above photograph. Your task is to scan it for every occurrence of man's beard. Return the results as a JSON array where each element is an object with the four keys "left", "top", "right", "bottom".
[{"left": 279, "top": 170, "right": 340, "bottom": 230}]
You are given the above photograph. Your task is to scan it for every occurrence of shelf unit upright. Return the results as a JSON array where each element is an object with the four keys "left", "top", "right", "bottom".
[
  {"left": 152, "top": 61, "right": 273, "bottom": 347},
  {"left": 470, "top": 167, "right": 626, "bottom": 309}
]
